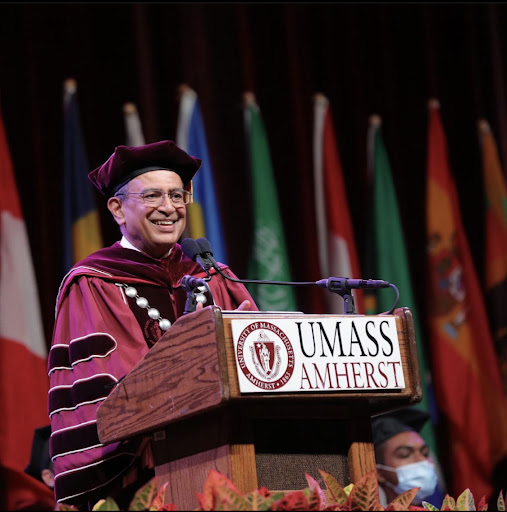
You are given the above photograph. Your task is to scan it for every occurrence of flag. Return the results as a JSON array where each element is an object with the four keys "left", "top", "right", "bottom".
[
  {"left": 63, "top": 78, "right": 103, "bottom": 274},
  {"left": 312, "top": 93, "right": 364, "bottom": 314},
  {"left": 367, "top": 115, "right": 439, "bottom": 457},
  {"left": 0, "top": 108, "right": 54, "bottom": 509},
  {"left": 425, "top": 99, "right": 507, "bottom": 499},
  {"left": 478, "top": 119, "right": 507, "bottom": 395},
  {"left": 176, "top": 84, "right": 228, "bottom": 263},
  {"left": 363, "top": 121, "right": 379, "bottom": 316},
  {"left": 243, "top": 92, "right": 297, "bottom": 311},
  {"left": 123, "top": 102, "right": 146, "bottom": 147}
]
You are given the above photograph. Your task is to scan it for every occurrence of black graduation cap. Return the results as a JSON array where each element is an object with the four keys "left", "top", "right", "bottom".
[
  {"left": 371, "top": 408, "right": 431, "bottom": 448},
  {"left": 24, "top": 425, "right": 52, "bottom": 481}
]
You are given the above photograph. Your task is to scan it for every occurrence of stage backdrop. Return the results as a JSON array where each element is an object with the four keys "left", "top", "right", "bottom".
[{"left": 0, "top": 3, "right": 506, "bottom": 504}]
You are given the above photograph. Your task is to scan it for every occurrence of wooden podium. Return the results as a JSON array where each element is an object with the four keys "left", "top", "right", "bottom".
[{"left": 96, "top": 306, "right": 422, "bottom": 509}]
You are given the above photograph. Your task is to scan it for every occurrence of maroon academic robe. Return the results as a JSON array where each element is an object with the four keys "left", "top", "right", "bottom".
[{"left": 47, "top": 242, "right": 257, "bottom": 506}]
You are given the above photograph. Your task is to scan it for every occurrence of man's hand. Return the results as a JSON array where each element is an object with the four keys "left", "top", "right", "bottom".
[
  {"left": 236, "top": 300, "right": 251, "bottom": 311},
  {"left": 196, "top": 299, "right": 252, "bottom": 311}
]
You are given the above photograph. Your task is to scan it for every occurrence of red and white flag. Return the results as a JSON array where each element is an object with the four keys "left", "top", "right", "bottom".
[
  {"left": 313, "top": 93, "right": 363, "bottom": 313},
  {"left": 0, "top": 109, "right": 53, "bottom": 509}
]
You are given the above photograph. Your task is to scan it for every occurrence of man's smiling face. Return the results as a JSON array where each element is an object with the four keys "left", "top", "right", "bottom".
[{"left": 108, "top": 170, "right": 188, "bottom": 258}]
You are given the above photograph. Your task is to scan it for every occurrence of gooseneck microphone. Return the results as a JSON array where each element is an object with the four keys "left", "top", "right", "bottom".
[
  {"left": 181, "top": 238, "right": 213, "bottom": 277},
  {"left": 315, "top": 277, "right": 391, "bottom": 292},
  {"left": 180, "top": 275, "right": 208, "bottom": 289},
  {"left": 179, "top": 239, "right": 216, "bottom": 314},
  {"left": 184, "top": 237, "right": 400, "bottom": 314},
  {"left": 194, "top": 237, "right": 317, "bottom": 287}
]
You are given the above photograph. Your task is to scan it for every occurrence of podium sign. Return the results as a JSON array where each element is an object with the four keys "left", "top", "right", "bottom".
[{"left": 231, "top": 316, "right": 405, "bottom": 393}]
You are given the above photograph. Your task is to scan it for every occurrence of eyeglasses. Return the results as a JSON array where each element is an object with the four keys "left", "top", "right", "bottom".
[{"left": 117, "top": 188, "right": 192, "bottom": 206}]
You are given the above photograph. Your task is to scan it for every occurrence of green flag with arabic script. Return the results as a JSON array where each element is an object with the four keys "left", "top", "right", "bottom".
[{"left": 243, "top": 93, "right": 297, "bottom": 311}]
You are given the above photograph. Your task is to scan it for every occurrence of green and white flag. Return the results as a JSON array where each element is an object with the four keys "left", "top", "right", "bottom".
[
  {"left": 243, "top": 92, "right": 297, "bottom": 311},
  {"left": 368, "top": 116, "right": 438, "bottom": 456}
]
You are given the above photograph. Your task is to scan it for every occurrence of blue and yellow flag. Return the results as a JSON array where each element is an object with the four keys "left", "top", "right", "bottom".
[
  {"left": 63, "top": 78, "right": 103, "bottom": 273},
  {"left": 176, "top": 85, "right": 228, "bottom": 263}
]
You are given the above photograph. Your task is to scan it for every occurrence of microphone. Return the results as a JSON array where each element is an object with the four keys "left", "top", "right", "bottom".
[
  {"left": 190, "top": 237, "right": 399, "bottom": 315},
  {"left": 316, "top": 277, "right": 390, "bottom": 292},
  {"left": 181, "top": 238, "right": 213, "bottom": 276},
  {"left": 196, "top": 237, "right": 221, "bottom": 269},
  {"left": 180, "top": 275, "right": 208, "bottom": 290},
  {"left": 180, "top": 240, "right": 216, "bottom": 314},
  {"left": 195, "top": 237, "right": 306, "bottom": 287},
  {"left": 180, "top": 274, "right": 211, "bottom": 315}
]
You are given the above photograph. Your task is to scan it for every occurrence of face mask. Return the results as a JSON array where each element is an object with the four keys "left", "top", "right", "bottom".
[{"left": 377, "top": 460, "right": 438, "bottom": 501}]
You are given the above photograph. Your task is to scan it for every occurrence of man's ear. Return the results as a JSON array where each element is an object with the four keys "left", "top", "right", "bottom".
[
  {"left": 107, "top": 197, "right": 126, "bottom": 226},
  {"left": 184, "top": 180, "right": 193, "bottom": 203},
  {"left": 41, "top": 468, "right": 54, "bottom": 488}
]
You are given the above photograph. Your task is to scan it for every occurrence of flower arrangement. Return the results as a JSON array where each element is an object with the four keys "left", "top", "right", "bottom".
[{"left": 58, "top": 469, "right": 505, "bottom": 511}]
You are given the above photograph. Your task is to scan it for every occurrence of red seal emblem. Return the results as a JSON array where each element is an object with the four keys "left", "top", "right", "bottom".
[{"left": 236, "top": 321, "right": 295, "bottom": 391}]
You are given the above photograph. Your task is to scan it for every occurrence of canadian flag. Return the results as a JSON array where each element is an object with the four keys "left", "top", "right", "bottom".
[{"left": 0, "top": 110, "right": 53, "bottom": 508}]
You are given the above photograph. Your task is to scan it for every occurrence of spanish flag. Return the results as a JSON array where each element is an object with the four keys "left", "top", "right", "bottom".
[{"left": 425, "top": 100, "right": 507, "bottom": 499}]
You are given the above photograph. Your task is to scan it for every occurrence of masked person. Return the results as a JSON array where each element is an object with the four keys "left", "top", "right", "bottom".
[
  {"left": 372, "top": 408, "right": 444, "bottom": 507},
  {"left": 48, "top": 140, "right": 258, "bottom": 510}
]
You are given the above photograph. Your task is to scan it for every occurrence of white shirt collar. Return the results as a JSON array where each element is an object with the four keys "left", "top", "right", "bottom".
[{"left": 120, "top": 236, "right": 172, "bottom": 259}]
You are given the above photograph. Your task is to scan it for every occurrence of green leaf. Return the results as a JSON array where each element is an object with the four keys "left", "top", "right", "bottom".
[
  {"left": 128, "top": 477, "right": 159, "bottom": 511},
  {"left": 441, "top": 494, "right": 457, "bottom": 511},
  {"left": 421, "top": 501, "right": 439, "bottom": 511},
  {"left": 456, "top": 489, "right": 476, "bottom": 511},
  {"left": 386, "top": 488, "right": 419, "bottom": 511},
  {"left": 318, "top": 469, "right": 349, "bottom": 505},
  {"left": 305, "top": 473, "right": 327, "bottom": 509},
  {"left": 244, "top": 489, "right": 287, "bottom": 510},
  {"left": 212, "top": 485, "right": 251, "bottom": 511},
  {"left": 348, "top": 471, "right": 382, "bottom": 510},
  {"left": 149, "top": 481, "right": 169, "bottom": 510},
  {"left": 303, "top": 486, "right": 325, "bottom": 511},
  {"left": 91, "top": 497, "right": 120, "bottom": 511},
  {"left": 498, "top": 491, "right": 506, "bottom": 512},
  {"left": 343, "top": 484, "right": 354, "bottom": 497},
  {"left": 197, "top": 470, "right": 242, "bottom": 511}
]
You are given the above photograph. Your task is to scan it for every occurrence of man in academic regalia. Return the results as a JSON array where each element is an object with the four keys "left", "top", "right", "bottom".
[{"left": 47, "top": 140, "right": 257, "bottom": 509}]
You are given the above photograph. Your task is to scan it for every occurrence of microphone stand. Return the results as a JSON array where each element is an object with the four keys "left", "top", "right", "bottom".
[
  {"left": 181, "top": 279, "right": 197, "bottom": 315},
  {"left": 180, "top": 275, "right": 210, "bottom": 315},
  {"left": 341, "top": 292, "right": 356, "bottom": 314},
  {"left": 183, "top": 238, "right": 400, "bottom": 315},
  {"left": 197, "top": 259, "right": 360, "bottom": 314}
]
